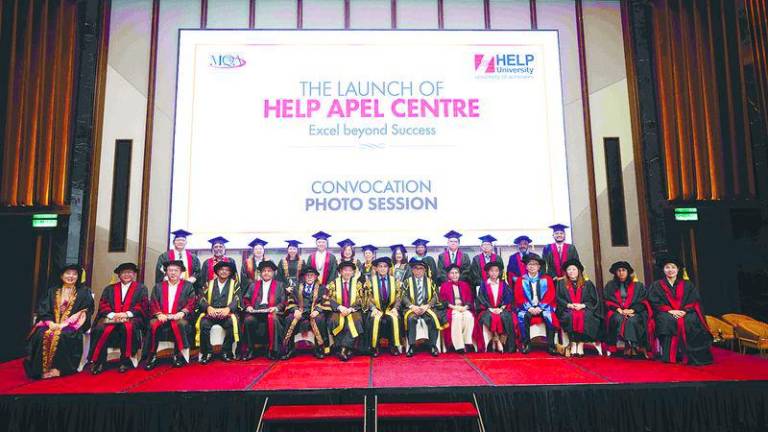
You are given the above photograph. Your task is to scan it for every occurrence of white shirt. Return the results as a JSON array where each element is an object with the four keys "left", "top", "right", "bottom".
[
  {"left": 450, "top": 251, "right": 457, "bottom": 262},
  {"left": 107, "top": 282, "right": 135, "bottom": 319},
  {"left": 167, "top": 282, "right": 179, "bottom": 314},
  {"left": 215, "top": 279, "right": 227, "bottom": 297},
  {"left": 260, "top": 280, "right": 272, "bottom": 305},
  {"left": 488, "top": 279, "right": 500, "bottom": 305},
  {"left": 315, "top": 251, "right": 327, "bottom": 271},
  {"left": 529, "top": 277, "right": 540, "bottom": 305}
]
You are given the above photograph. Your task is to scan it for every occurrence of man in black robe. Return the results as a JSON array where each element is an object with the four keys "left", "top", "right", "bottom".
[
  {"left": 197, "top": 261, "right": 241, "bottom": 364},
  {"left": 542, "top": 224, "right": 580, "bottom": 281},
  {"left": 90, "top": 262, "right": 149, "bottom": 374},
  {"left": 281, "top": 266, "right": 330, "bottom": 359},
  {"left": 435, "top": 230, "right": 472, "bottom": 284},
  {"left": 470, "top": 234, "right": 505, "bottom": 288},
  {"left": 328, "top": 260, "right": 365, "bottom": 361},
  {"left": 365, "top": 257, "right": 403, "bottom": 357},
  {"left": 154, "top": 229, "right": 201, "bottom": 286},
  {"left": 402, "top": 259, "right": 446, "bottom": 357},
  {"left": 199, "top": 236, "right": 239, "bottom": 289},
  {"left": 411, "top": 239, "right": 438, "bottom": 284},
  {"left": 242, "top": 260, "right": 286, "bottom": 360}
]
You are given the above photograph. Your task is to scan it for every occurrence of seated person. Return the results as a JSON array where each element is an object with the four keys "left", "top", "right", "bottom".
[
  {"left": 25, "top": 264, "right": 94, "bottom": 379},
  {"left": 604, "top": 261, "right": 654, "bottom": 358},
  {"left": 513, "top": 254, "right": 559, "bottom": 355},
  {"left": 145, "top": 260, "right": 197, "bottom": 370},
  {"left": 555, "top": 259, "right": 601, "bottom": 357},
  {"left": 90, "top": 262, "right": 149, "bottom": 374},
  {"left": 476, "top": 262, "right": 516, "bottom": 353},
  {"left": 439, "top": 264, "right": 476, "bottom": 353},
  {"left": 401, "top": 259, "right": 446, "bottom": 357},
  {"left": 197, "top": 261, "right": 241, "bottom": 364},
  {"left": 328, "top": 261, "right": 366, "bottom": 361},
  {"left": 649, "top": 256, "right": 713, "bottom": 365},
  {"left": 281, "top": 266, "right": 331, "bottom": 360},
  {"left": 242, "top": 261, "right": 286, "bottom": 360},
  {"left": 365, "top": 257, "right": 403, "bottom": 357}
]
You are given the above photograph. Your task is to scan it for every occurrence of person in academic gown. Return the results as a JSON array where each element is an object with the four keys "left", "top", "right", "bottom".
[
  {"left": 649, "top": 256, "right": 713, "bottom": 365},
  {"left": 276, "top": 240, "right": 304, "bottom": 289},
  {"left": 365, "top": 257, "right": 404, "bottom": 357},
  {"left": 402, "top": 259, "right": 447, "bottom": 357},
  {"left": 89, "top": 262, "right": 149, "bottom": 374},
  {"left": 145, "top": 260, "right": 197, "bottom": 369},
  {"left": 241, "top": 238, "right": 268, "bottom": 288},
  {"left": 470, "top": 235, "right": 505, "bottom": 288},
  {"left": 556, "top": 259, "right": 602, "bottom": 357},
  {"left": 154, "top": 229, "right": 201, "bottom": 287},
  {"left": 25, "top": 265, "right": 94, "bottom": 380},
  {"left": 241, "top": 261, "right": 286, "bottom": 360},
  {"left": 328, "top": 260, "right": 366, "bottom": 361},
  {"left": 603, "top": 261, "right": 655, "bottom": 358},
  {"left": 436, "top": 230, "right": 472, "bottom": 285},
  {"left": 337, "top": 238, "right": 364, "bottom": 279},
  {"left": 439, "top": 264, "right": 477, "bottom": 352},
  {"left": 358, "top": 244, "right": 378, "bottom": 285},
  {"left": 389, "top": 244, "right": 411, "bottom": 285},
  {"left": 507, "top": 235, "right": 532, "bottom": 284},
  {"left": 541, "top": 224, "right": 580, "bottom": 281},
  {"left": 476, "top": 262, "right": 517, "bottom": 353},
  {"left": 197, "top": 261, "right": 241, "bottom": 364},
  {"left": 199, "top": 236, "right": 239, "bottom": 289},
  {"left": 411, "top": 239, "right": 438, "bottom": 284},
  {"left": 305, "top": 231, "right": 338, "bottom": 286},
  {"left": 281, "top": 266, "right": 331, "bottom": 359},
  {"left": 513, "top": 254, "right": 559, "bottom": 355}
]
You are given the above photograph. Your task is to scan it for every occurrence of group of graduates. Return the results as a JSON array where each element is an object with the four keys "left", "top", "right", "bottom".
[{"left": 23, "top": 225, "right": 714, "bottom": 380}]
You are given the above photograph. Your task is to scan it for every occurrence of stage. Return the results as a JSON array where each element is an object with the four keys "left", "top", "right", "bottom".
[{"left": 1, "top": 347, "right": 768, "bottom": 431}]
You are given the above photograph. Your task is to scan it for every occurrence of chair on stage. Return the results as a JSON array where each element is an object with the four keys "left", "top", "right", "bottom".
[
  {"left": 706, "top": 315, "right": 735, "bottom": 350},
  {"left": 197, "top": 324, "right": 237, "bottom": 361},
  {"left": 404, "top": 320, "right": 444, "bottom": 353}
]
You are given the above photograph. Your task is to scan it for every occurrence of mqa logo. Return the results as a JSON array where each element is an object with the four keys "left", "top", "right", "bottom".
[{"left": 209, "top": 53, "right": 247, "bottom": 69}]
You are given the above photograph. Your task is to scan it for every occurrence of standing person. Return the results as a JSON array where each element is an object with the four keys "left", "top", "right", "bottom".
[
  {"left": 513, "top": 254, "right": 559, "bottom": 355},
  {"left": 476, "top": 262, "right": 516, "bottom": 353},
  {"left": 507, "top": 235, "right": 532, "bottom": 284},
  {"left": 365, "top": 257, "right": 403, "bottom": 357},
  {"left": 337, "top": 239, "right": 363, "bottom": 278},
  {"left": 276, "top": 240, "right": 304, "bottom": 289},
  {"left": 436, "top": 230, "right": 471, "bottom": 284},
  {"left": 241, "top": 238, "right": 268, "bottom": 288},
  {"left": 241, "top": 261, "right": 286, "bottom": 360},
  {"left": 328, "top": 261, "right": 366, "bottom": 361},
  {"left": 604, "top": 261, "right": 655, "bottom": 358},
  {"left": 200, "top": 236, "right": 239, "bottom": 288},
  {"left": 649, "top": 257, "right": 713, "bottom": 365},
  {"left": 155, "top": 229, "right": 201, "bottom": 286},
  {"left": 145, "top": 261, "right": 197, "bottom": 370},
  {"left": 25, "top": 265, "right": 94, "bottom": 379},
  {"left": 197, "top": 261, "right": 241, "bottom": 364},
  {"left": 411, "top": 239, "right": 438, "bottom": 284},
  {"left": 556, "top": 259, "right": 601, "bottom": 357},
  {"left": 89, "top": 263, "right": 149, "bottom": 374},
  {"left": 470, "top": 235, "right": 505, "bottom": 288},
  {"left": 390, "top": 244, "right": 410, "bottom": 285},
  {"left": 542, "top": 224, "right": 580, "bottom": 281},
  {"left": 306, "top": 231, "right": 338, "bottom": 286},
  {"left": 359, "top": 244, "right": 378, "bottom": 285}
]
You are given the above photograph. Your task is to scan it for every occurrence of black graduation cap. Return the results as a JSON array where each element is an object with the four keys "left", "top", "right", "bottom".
[
  {"left": 257, "top": 260, "right": 278, "bottom": 271},
  {"left": 312, "top": 231, "right": 332, "bottom": 241},
  {"left": 548, "top": 224, "right": 569, "bottom": 233},
  {"left": 562, "top": 259, "right": 584, "bottom": 273},
  {"left": 171, "top": 229, "right": 192, "bottom": 239},
  {"left": 208, "top": 236, "right": 229, "bottom": 246},
  {"left": 483, "top": 261, "right": 503, "bottom": 272},
  {"left": 408, "top": 257, "right": 427, "bottom": 268},
  {"left": 248, "top": 238, "right": 268, "bottom": 247},
  {"left": 411, "top": 239, "right": 430, "bottom": 247},
  {"left": 338, "top": 260, "right": 357, "bottom": 271},
  {"left": 514, "top": 235, "right": 532, "bottom": 245},
  {"left": 444, "top": 230, "right": 462, "bottom": 240},
  {"left": 609, "top": 261, "right": 634, "bottom": 275},
  {"left": 445, "top": 263, "right": 461, "bottom": 273},
  {"left": 361, "top": 244, "right": 378, "bottom": 253},
  {"left": 337, "top": 238, "right": 356, "bottom": 248},
  {"left": 163, "top": 260, "right": 187, "bottom": 271},
  {"left": 301, "top": 266, "right": 320, "bottom": 277},
  {"left": 114, "top": 262, "right": 139, "bottom": 274},
  {"left": 285, "top": 240, "right": 302, "bottom": 248},
  {"left": 522, "top": 254, "right": 545, "bottom": 267},
  {"left": 657, "top": 255, "right": 684, "bottom": 269},
  {"left": 214, "top": 261, "right": 236, "bottom": 273},
  {"left": 372, "top": 257, "right": 392, "bottom": 267},
  {"left": 479, "top": 234, "right": 497, "bottom": 244}
]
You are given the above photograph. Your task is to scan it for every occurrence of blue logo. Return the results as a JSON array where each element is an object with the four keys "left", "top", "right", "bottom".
[{"left": 209, "top": 53, "right": 247, "bottom": 69}]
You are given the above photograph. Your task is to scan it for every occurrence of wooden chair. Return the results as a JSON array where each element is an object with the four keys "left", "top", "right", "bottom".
[
  {"left": 721, "top": 313, "right": 757, "bottom": 327},
  {"left": 705, "top": 315, "right": 735, "bottom": 350},
  {"left": 735, "top": 320, "right": 768, "bottom": 358}
]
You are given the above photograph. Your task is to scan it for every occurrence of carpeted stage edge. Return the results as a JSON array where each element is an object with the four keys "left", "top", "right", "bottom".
[{"left": 1, "top": 348, "right": 767, "bottom": 431}]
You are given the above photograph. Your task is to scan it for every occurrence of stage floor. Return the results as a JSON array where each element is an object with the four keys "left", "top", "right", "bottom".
[{"left": 2, "top": 347, "right": 768, "bottom": 395}]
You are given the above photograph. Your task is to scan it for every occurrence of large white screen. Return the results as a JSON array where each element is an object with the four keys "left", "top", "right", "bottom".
[{"left": 171, "top": 30, "right": 571, "bottom": 249}]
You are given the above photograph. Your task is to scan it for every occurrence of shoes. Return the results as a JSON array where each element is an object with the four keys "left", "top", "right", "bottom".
[
  {"left": 144, "top": 355, "right": 158, "bottom": 370},
  {"left": 200, "top": 353, "right": 213, "bottom": 365},
  {"left": 280, "top": 350, "right": 294, "bottom": 361},
  {"left": 90, "top": 362, "right": 104, "bottom": 375},
  {"left": 314, "top": 348, "right": 325, "bottom": 359},
  {"left": 406, "top": 347, "right": 415, "bottom": 357},
  {"left": 390, "top": 346, "right": 401, "bottom": 356},
  {"left": 520, "top": 344, "right": 531, "bottom": 355},
  {"left": 430, "top": 346, "right": 440, "bottom": 357},
  {"left": 242, "top": 350, "right": 255, "bottom": 361},
  {"left": 222, "top": 351, "right": 234, "bottom": 362},
  {"left": 371, "top": 348, "right": 380, "bottom": 358},
  {"left": 172, "top": 354, "right": 185, "bottom": 368}
]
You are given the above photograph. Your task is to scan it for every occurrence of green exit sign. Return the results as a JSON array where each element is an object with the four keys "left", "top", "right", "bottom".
[
  {"left": 674, "top": 208, "right": 698, "bottom": 221},
  {"left": 32, "top": 214, "right": 58, "bottom": 228}
]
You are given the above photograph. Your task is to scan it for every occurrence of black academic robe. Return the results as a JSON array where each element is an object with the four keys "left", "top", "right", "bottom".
[
  {"left": 506, "top": 252, "right": 528, "bottom": 284},
  {"left": 435, "top": 249, "right": 472, "bottom": 285},
  {"left": 242, "top": 279, "right": 286, "bottom": 355},
  {"left": 470, "top": 253, "right": 505, "bottom": 288},
  {"left": 276, "top": 257, "right": 304, "bottom": 288},
  {"left": 328, "top": 276, "right": 365, "bottom": 349},
  {"left": 476, "top": 280, "right": 516, "bottom": 350},
  {"left": 240, "top": 255, "right": 266, "bottom": 289},
  {"left": 147, "top": 281, "right": 197, "bottom": 353},
  {"left": 90, "top": 282, "right": 149, "bottom": 363},
  {"left": 154, "top": 250, "right": 201, "bottom": 285},
  {"left": 282, "top": 282, "right": 331, "bottom": 352},
  {"left": 365, "top": 274, "right": 403, "bottom": 349},
  {"left": 200, "top": 256, "right": 239, "bottom": 287},
  {"left": 25, "top": 285, "right": 94, "bottom": 379},
  {"left": 412, "top": 254, "right": 439, "bottom": 285},
  {"left": 196, "top": 278, "right": 242, "bottom": 353},
  {"left": 649, "top": 279, "right": 713, "bottom": 365},
  {"left": 603, "top": 279, "right": 654, "bottom": 352},
  {"left": 556, "top": 279, "right": 602, "bottom": 342},
  {"left": 359, "top": 261, "right": 375, "bottom": 285},
  {"left": 305, "top": 252, "right": 338, "bottom": 286},
  {"left": 401, "top": 275, "right": 447, "bottom": 346},
  {"left": 542, "top": 243, "right": 580, "bottom": 279}
]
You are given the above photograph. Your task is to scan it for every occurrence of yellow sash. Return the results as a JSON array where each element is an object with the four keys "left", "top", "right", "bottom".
[
  {"left": 331, "top": 277, "right": 359, "bottom": 338},
  {"left": 402, "top": 277, "right": 447, "bottom": 330},
  {"left": 370, "top": 275, "right": 401, "bottom": 347},
  {"left": 195, "top": 279, "right": 239, "bottom": 345}
]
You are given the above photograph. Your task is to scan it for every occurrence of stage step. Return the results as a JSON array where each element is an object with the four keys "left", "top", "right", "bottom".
[
  {"left": 377, "top": 402, "right": 478, "bottom": 419},
  {"left": 257, "top": 397, "right": 368, "bottom": 431}
]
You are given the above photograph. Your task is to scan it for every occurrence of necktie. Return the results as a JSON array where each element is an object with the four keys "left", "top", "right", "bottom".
[
  {"left": 343, "top": 281, "right": 349, "bottom": 307},
  {"left": 381, "top": 277, "right": 388, "bottom": 300},
  {"left": 416, "top": 280, "right": 424, "bottom": 304},
  {"left": 451, "top": 252, "right": 456, "bottom": 263}
]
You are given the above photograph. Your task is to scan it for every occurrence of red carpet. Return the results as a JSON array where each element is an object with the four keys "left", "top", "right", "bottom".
[{"left": 1, "top": 348, "right": 767, "bottom": 395}]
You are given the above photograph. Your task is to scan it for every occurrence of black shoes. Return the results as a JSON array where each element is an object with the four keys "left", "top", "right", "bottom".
[
  {"left": 390, "top": 346, "right": 401, "bottom": 356},
  {"left": 430, "top": 346, "right": 440, "bottom": 357},
  {"left": 144, "top": 355, "right": 159, "bottom": 370},
  {"left": 222, "top": 351, "right": 234, "bottom": 362},
  {"left": 406, "top": 347, "right": 415, "bottom": 357},
  {"left": 520, "top": 344, "right": 531, "bottom": 354},
  {"left": 90, "top": 362, "right": 104, "bottom": 375},
  {"left": 172, "top": 354, "right": 185, "bottom": 368},
  {"left": 314, "top": 348, "right": 326, "bottom": 359},
  {"left": 371, "top": 348, "right": 380, "bottom": 358},
  {"left": 200, "top": 353, "right": 213, "bottom": 365}
]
